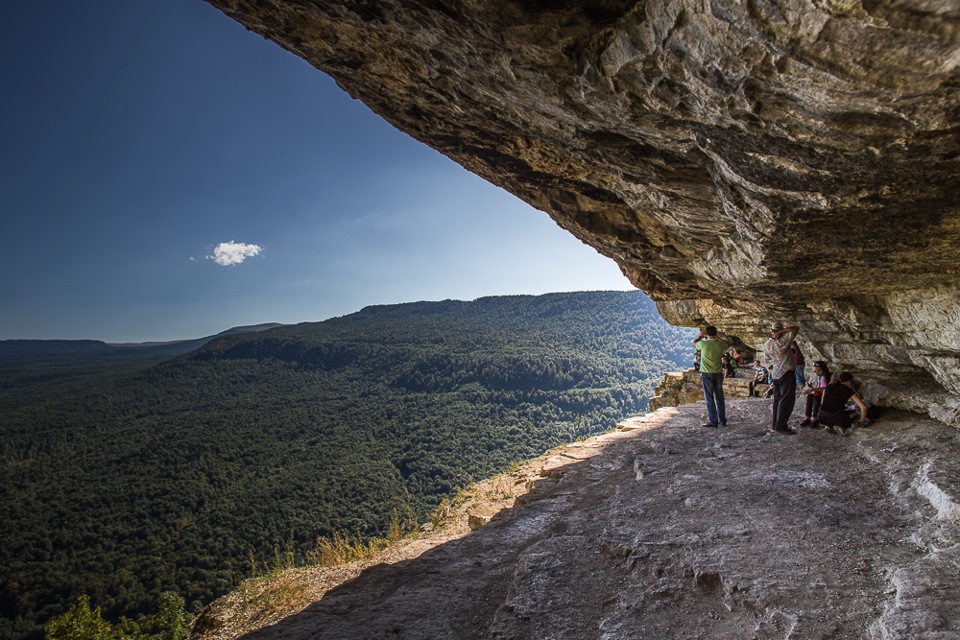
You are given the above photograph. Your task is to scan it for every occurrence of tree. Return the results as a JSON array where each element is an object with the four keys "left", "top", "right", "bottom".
[
  {"left": 45, "top": 596, "right": 113, "bottom": 640},
  {"left": 151, "top": 592, "right": 190, "bottom": 640}
]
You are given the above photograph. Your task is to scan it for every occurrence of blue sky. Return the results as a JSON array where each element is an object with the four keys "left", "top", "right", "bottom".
[{"left": 1, "top": 0, "right": 633, "bottom": 343}]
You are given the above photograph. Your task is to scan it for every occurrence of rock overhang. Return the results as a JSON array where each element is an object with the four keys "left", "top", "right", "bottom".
[{"left": 206, "top": 0, "right": 960, "bottom": 424}]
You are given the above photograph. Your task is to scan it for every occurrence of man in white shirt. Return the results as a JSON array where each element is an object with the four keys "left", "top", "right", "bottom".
[{"left": 763, "top": 321, "right": 800, "bottom": 434}]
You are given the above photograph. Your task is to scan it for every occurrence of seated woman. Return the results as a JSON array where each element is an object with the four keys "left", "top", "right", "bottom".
[
  {"left": 818, "top": 372, "right": 869, "bottom": 436},
  {"left": 800, "top": 360, "right": 831, "bottom": 428}
]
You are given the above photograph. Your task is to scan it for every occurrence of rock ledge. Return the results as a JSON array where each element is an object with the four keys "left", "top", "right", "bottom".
[{"left": 194, "top": 400, "right": 960, "bottom": 640}]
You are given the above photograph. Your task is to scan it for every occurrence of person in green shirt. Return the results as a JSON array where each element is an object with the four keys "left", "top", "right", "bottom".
[{"left": 693, "top": 325, "right": 728, "bottom": 427}]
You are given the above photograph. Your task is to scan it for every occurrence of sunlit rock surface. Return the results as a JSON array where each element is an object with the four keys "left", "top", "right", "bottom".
[
  {"left": 648, "top": 368, "right": 762, "bottom": 411},
  {"left": 206, "top": 0, "right": 960, "bottom": 423},
  {"left": 194, "top": 403, "right": 960, "bottom": 640}
]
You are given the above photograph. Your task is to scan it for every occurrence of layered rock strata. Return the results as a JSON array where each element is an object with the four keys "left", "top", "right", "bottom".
[
  {"left": 648, "top": 369, "right": 763, "bottom": 411},
  {"left": 206, "top": 0, "right": 960, "bottom": 423}
]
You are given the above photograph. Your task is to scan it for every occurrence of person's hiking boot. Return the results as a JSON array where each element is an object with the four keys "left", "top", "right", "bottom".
[
  {"left": 701, "top": 422, "right": 718, "bottom": 428},
  {"left": 719, "top": 420, "right": 728, "bottom": 426},
  {"left": 799, "top": 418, "right": 812, "bottom": 428}
]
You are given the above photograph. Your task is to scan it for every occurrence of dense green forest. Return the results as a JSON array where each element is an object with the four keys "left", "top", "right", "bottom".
[{"left": 0, "top": 291, "right": 695, "bottom": 640}]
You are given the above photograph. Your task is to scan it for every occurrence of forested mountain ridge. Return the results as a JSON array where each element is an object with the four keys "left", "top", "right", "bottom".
[
  {"left": 0, "top": 323, "right": 284, "bottom": 370},
  {"left": 0, "top": 291, "right": 695, "bottom": 640},
  {"left": 195, "top": 293, "right": 690, "bottom": 390}
]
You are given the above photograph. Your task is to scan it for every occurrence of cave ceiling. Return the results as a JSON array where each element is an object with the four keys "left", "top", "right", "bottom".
[{"left": 206, "top": 0, "right": 960, "bottom": 424}]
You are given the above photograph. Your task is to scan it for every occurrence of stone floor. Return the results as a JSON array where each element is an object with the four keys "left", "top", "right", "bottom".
[{"left": 198, "top": 397, "right": 960, "bottom": 640}]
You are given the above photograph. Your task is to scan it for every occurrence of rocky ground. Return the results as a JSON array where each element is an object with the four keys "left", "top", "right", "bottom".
[{"left": 194, "top": 397, "right": 960, "bottom": 640}]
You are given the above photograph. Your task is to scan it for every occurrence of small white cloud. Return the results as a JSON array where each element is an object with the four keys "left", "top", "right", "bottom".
[{"left": 208, "top": 241, "right": 263, "bottom": 266}]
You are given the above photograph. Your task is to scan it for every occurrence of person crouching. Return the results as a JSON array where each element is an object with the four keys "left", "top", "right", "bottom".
[{"left": 818, "top": 372, "right": 870, "bottom": 436}]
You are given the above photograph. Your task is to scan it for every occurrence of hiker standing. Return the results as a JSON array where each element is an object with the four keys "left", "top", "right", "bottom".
[
  {"left": 763, "top": 322, "right": 799, "bottom": 434},
  {"left": 693, "top": 326, "right": 728, "bottom": 428}
]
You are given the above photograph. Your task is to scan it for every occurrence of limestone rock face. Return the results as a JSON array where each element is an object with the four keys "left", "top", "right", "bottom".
[
  {"left": 206, "top": 0, "right": 960, "bottom": 423},
  {"left": 648, "top": 370, "right": 706, "bottom": 411},
  {"left": 649, "top": 369, "right": 761, "bottom": 411}
]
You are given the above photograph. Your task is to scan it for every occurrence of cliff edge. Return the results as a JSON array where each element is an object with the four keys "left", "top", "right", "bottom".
[{"left": 193, "top": 398, "right": 960, "bottom": 639}]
